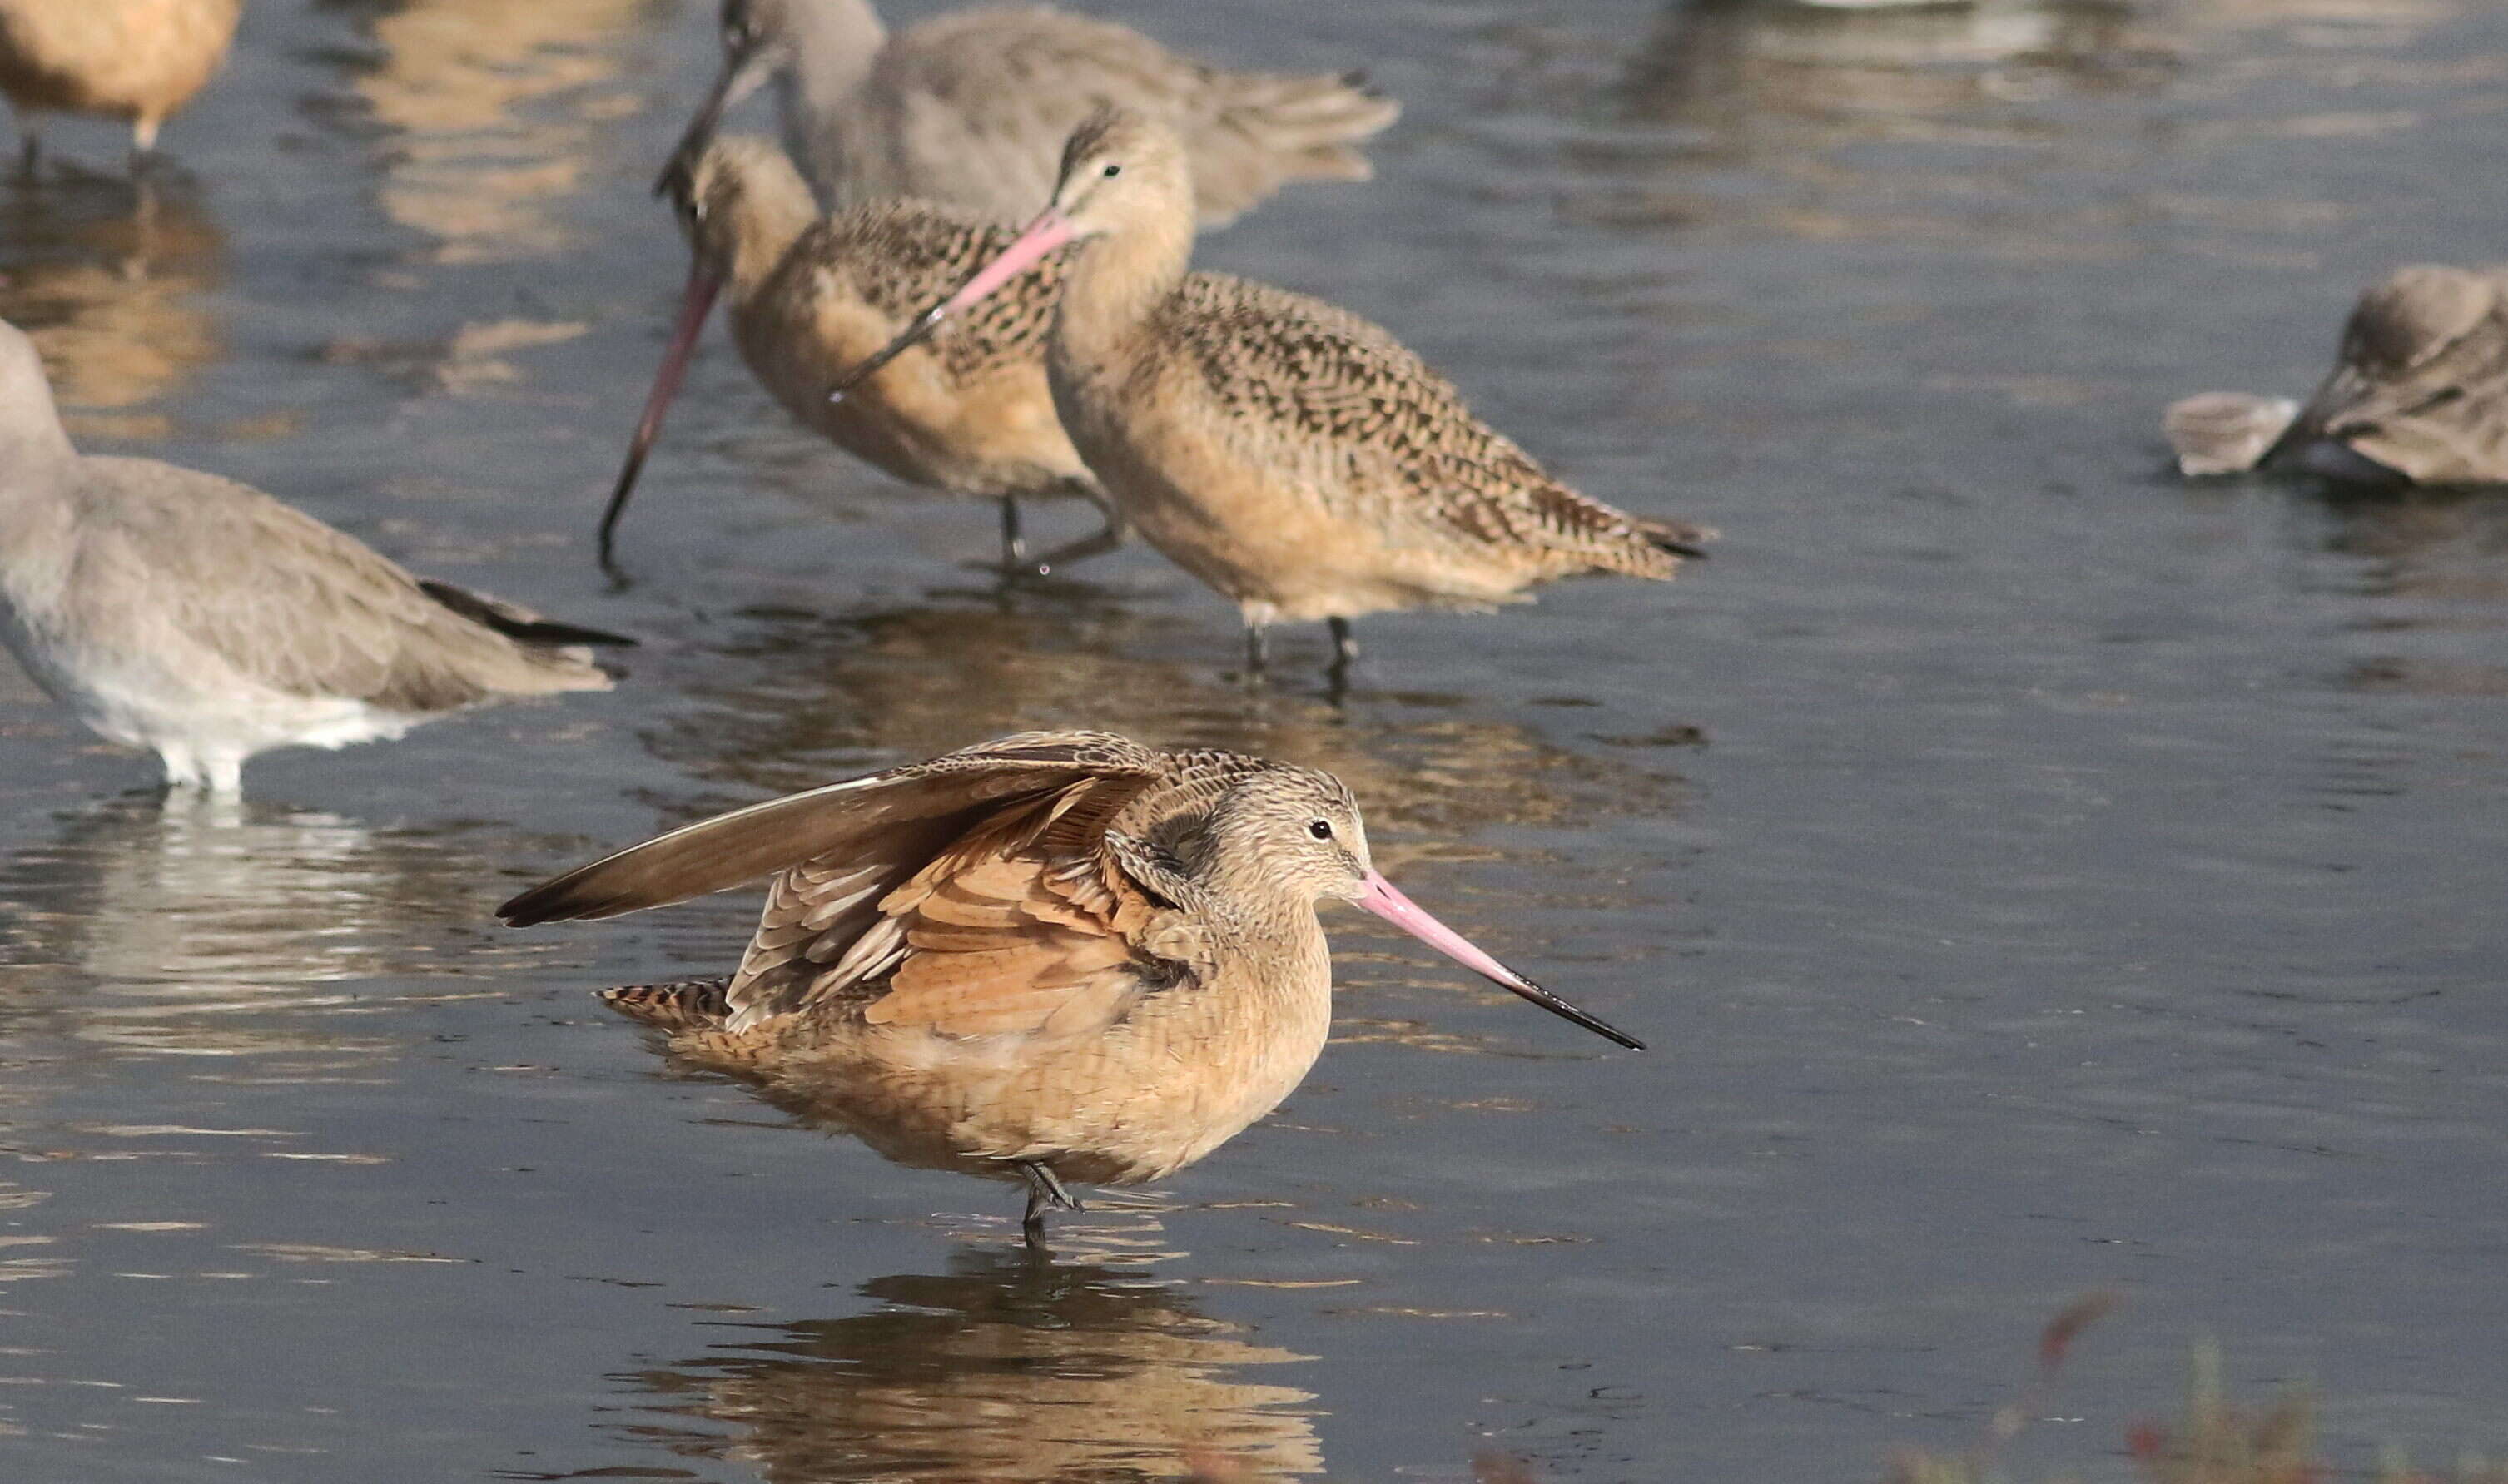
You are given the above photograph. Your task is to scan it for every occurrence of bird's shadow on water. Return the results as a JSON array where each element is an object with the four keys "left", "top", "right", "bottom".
[{"left": 577, "top": 1244, "right": 1328, "bottom": 1483}]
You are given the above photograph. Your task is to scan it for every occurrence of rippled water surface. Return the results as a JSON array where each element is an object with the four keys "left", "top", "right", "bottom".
[{"left": 2, "top": 0, "right": 2505, "bottom": 1479}]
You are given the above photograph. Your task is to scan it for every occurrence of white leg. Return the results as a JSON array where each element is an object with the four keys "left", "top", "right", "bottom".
[
  {"left": 201, "top": 752, "right": 244, "bottom": 799},
  {"left": 156, "top": 742, "right": 201, "bottom": 791}
]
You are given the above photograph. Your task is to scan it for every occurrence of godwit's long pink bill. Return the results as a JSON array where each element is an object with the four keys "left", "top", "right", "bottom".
[
  {"left": 598, "top": 261, "right": 726, "bottom": 568},
  {"left": 828, "top": 210, "right": 1075, "bottom": 403},
  {"left": 1358, "top": 871, "right": 1644, "bottom": 1050}
]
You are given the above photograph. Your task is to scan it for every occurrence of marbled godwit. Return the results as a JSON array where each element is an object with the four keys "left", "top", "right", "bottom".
[
  {"left": 600, "top": 134, "right": 1115, "bottom": 574},
  {"left": 496, "top": 729, "right": 1641, "bottom": 1243},
  {"left": 670, "top": 0, "right": 1398, "bottom": 229},
  {"left": 0, "top": 319, "right": 632, "bottom": 798},
  {"left": 833, "top": 109, "right": 1714, "bottom": 675},
  {"left": 2166, "top": 265, "right": 2508, "bottom": 484},
  {"left": 0, "top": 0, "right": 241, "bottom": 171}
]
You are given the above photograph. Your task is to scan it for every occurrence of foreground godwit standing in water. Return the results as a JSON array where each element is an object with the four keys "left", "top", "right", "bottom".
[
  {"left": 672, "top": 0, "right": 1398, "bottom": 228},
  {"left": 498, "top": 730, "right": 1641, "bottom": 1243},
  {"left": 0, "top": 0, "right": 241, "bottom": 171},
  {"left": 835, "top": 109, "right": 1714, "bottom": 676},
  {"left": 0, "top": 320, "right": 631, "bottom": 797},
  {"left": 2166, "top": 264, "right": 2508, "bottom": 484},
  {"left": 600, "top": 135, "right": 1115, "bottom": 574}
]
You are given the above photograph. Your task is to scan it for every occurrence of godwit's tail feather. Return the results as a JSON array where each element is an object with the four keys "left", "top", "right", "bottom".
[
  {"left": 1189, "top": 70, "right": 1400, "bottom": 224},
  {"left": 1637, "top": 516, "right": 1718, "bottom": 563},
  {"left": 598, "top": 977, "right": 734, "bottom": 1030}
]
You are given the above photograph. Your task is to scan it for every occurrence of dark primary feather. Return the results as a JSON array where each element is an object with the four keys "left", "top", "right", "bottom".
[
  {"left": 416, "top": 581, "right": 638, "bottom": 649},
  {"left": 495, "top": 731, "right": 1165, "bottom": 926}
]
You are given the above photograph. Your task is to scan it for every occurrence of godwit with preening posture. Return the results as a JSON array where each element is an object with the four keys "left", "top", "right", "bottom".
[
  {"left": 834, "top": 108, "right": 1714, "bottom": 675},
  {"left": 601, "top": 135, "right": 1115, "bottom": 574},
  {"left": 669, "top": 0, "right": 1398, "bottom": 228},
  {"left": 2167, "top": 264, "right": 2508, "bottom": 484},
  {"left": 0, "top": 0, "right": 241, "bottom": 171},
  {"left": 497, "top": 729, "right": 1641, "bottom": 1243},
  {"left": 0, "top": 320, "right": 632, "bottom": 798}
]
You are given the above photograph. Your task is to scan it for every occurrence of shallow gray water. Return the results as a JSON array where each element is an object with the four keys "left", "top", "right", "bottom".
[{"left": 2, "top": 0, "right": 2504, "bottom": 1479}]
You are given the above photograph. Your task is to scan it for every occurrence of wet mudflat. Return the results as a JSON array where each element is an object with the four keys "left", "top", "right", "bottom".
[{"left": 2, "top": 0, "right": 2505, "bottom": 1479}]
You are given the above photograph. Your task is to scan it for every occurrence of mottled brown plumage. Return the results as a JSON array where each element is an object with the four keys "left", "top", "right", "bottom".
[
  {"left": 2166, "top": 264, "right": 2508, "bottom": 484},
  {"left": 0, "top": 0, "right": 240, "bottom": 166},
  {"left": 675, "top": 0, "right": 1398, "bottom": 229},
  {"left": 835, "top": 109, "right": 1713, "bottom": 667},
  {"left": 499, "top": 729, "right": 1639, "bottom": 1243},
  {"left": 600, "top": 136, "right": 1113, "bottom": 572}
]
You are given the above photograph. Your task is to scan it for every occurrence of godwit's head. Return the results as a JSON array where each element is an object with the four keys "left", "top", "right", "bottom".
[
  {"left": 1038, "top": 107, "right": 1193, "bottom": 241},
  {"left": 665, "top": 0, "right": 884, "bottom": 194},
  {"left": 1180, "top": 764, "right": 1644, "bottom": 1050},
  {"left": 2340, "top": 265, "right": 2499, "bottom": 376},
  {"left": 1181, "top": 765, "right": 1375, "bottom": 911},
  {"left": 661, "top": 134, "right": 814, "bottom": 289},
  {"left": 822, "top": 107, "right": 1194, "bottom": 405},
  {"left": 2260, "top": 265, "right": 2506, "bottom": 483}
]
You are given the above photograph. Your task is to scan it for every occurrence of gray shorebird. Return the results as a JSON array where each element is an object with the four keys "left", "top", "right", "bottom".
[
  {"left": 600, "top": 134, "right": 1115, "bottom": 575},
  {"left": 0, "top": 0, "right": 241, "bottom": 172},
  {"left": 496, "top": 730, "right": 1641, "bottom": 1244},
  {"left": 833, "top": 108, "right": 1713, "bottom": 676},
  {"left": 2166, "top": 264, "right": 2508, "bottom": 485},
  {"left": 668, "top": 0, "right": 1398, "bottom": 229},
  {"left": 0, "top": 319, "right": 631, "bottom": 798}
]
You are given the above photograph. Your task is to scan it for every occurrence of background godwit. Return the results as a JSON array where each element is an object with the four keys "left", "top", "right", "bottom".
[
  {"left": 0, "top": 0, "right": 241, "bottom": 171},
  {"left": 2165, "top": 264, "right": 2508, "bottom": 484},
  {"left": 0, "top": 319, "right": 630, "bottom": 797},
  {"left": 671, "top": 0, "right": 1398, "bottom": 227},
  {"left": 836, "top": 108, "right": 1713, "bottom": 677},
  {"left": 498, "top": 729, "right": 1641, "bottom": 1243},
  {"left": 601, "top": 135, "right": 1114, "bottom": 574}
]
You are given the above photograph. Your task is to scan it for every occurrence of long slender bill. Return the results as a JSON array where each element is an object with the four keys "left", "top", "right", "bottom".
[
  {"left": 1356, "top": 871, "right": 1645, "bottom": 1050},
  {"left": 828, "top": 208, "right": 1076, "bottom": 405},
  {"left": 598, "top": 261, "right": 724, "bottom": 568},
  {"left": 657, "top": 47, "right": 766, "bottom": 196}
]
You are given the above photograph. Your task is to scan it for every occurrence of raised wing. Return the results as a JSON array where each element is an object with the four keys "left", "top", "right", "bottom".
[
  {"left": 719, "top": 773, "right": 1184, "bottom": 1033},
  {"left": 496, "top": 731, "right": 1165, "bottom": 926}
]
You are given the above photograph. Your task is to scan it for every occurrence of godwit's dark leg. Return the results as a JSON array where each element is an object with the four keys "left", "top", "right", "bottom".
[
  {"left": 1325, "top": 617, "right": 1359, "bottom": 693},
  {"left": 999, "top": 496, "right": 1028, "bottom": 568},
  {"left": 1026, "top": 513, "right": 1126, "bottom": 576},
  {"left": 1017, "top": 1160, "right": 1079, "bottom": 1247},
  {"left": 1244, "top": 625, "right": 1269, "bottom": 677}
]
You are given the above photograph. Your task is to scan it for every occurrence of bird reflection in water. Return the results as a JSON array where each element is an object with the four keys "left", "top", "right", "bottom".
[
  {"left": 2312, "top": 487, "right": 2508, "bottom": 702},
  {"left": 613, "top": 1247, "right": 1322, "bottom": 1482},
  {"left": 342, "top": 0, "right": 647, "bottom": 264},
  {"left": 638, "top": 599, "right": 1691, "bottom": 843},
  {"left": 0, "top": 171, "right": 222, "bottom": 433},
  {"left": 0, "top": 797, "right": 526, "bottom": 1060},
  {"left": 1622, "top": 0, "right": 2147, "bottom": 135}
]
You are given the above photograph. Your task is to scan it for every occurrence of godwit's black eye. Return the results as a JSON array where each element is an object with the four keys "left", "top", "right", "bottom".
[
  {"left": 1101, "top": 163, "right": 1121, "bottom": 179},
  {"left": 1307, "top": 819, "right": 1333, "bottom": 841}
]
